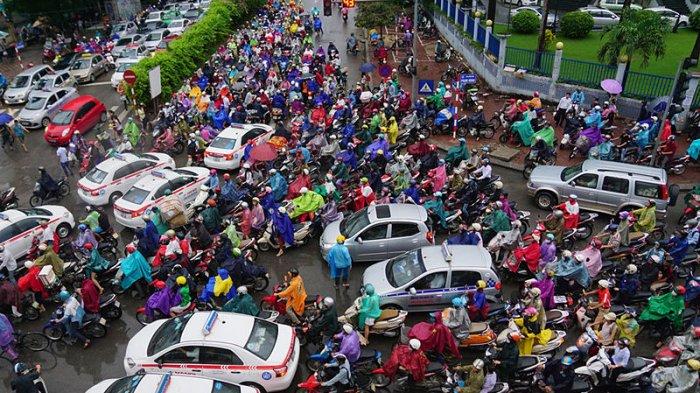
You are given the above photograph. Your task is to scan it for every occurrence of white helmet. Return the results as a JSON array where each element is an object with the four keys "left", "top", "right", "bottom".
[
  {"left": 300, "top": 187, "right": 309, "bottom": 194},
  {"left": 343, "top": 323, "right": 353, "bottom": 334},
  {"left": 472, "top": 359, "right": 485, "bottom": 370},
  {"left": 625, "top": 264, "right": 638, "bottom": 274},
  {"left": 409, "top": 338, "right": 421, "bottom": 350},
  {"left": 237, "top": 286, "right": 248, "bottom": 294}
]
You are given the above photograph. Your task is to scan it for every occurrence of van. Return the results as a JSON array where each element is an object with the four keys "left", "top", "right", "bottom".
[
  {"left": 527, "top": 159, "right": 677, "bottom": 218},
  {"left": 3, "top": 65, "right": 53, "bottom": 105}
]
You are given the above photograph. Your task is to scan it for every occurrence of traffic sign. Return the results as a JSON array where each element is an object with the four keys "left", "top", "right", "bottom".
[
  {"left": 418, "top": 79, "right": 434, "bottom": 95},
  {"left": 460, "top": 73, "right": 477, "bottom": 87},
  {"left": 123, "top": 70, "right": 137, "bottom": 86}
]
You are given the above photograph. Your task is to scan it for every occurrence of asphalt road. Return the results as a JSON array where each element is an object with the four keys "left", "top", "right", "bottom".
[{"left": 0, "top": 1, "right": 691, "bottom": 392}]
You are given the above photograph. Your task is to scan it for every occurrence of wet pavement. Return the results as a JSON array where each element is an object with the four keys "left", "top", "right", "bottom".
[{"left": 0, "top": 1, "right": 693, "bottom": 392}]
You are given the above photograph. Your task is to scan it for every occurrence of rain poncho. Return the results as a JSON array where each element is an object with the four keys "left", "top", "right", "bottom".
[
  {"left": 512, "top": 113, "right": 534, "bottom": 146},
  {"left": 483, "top": 210, "right": 511, "bottom": 233},
  {"left": 269, "top": 172, "right": 288, "bottom": 201},
  {"left": 151, "top": 209, "right": 169, "bottom": 234},
  {"left": 85, "top": 248, "right": 110, "bottom": 276},
  {"left": 335, "top": 330, "right": 361, "bottom": 363},
  {"left": 539, "top": 240, "right": 557, "bottom": 268},
  {"left": 120, "top": 250, "right": 152, "bottom": 290},
  {"left": 688, "top": 139, "right": 700, "bottom": 160},
  {"left": 327, "top": 243, "right": 352, "bottom": 278},
  {"left": 145, "top": 287, "right": 181, "bottom": 319},
  {"left": 513, "top": 242, "right": 541, "bottom": 273},
  {"left": 432, "top": 164, "right": 447, "bottom": 191},
  {"left": 532, "top": 126, "right": 555, "bottom": 147},
  {"left": 271, "top": 209, "right": 294, "bottom": 246},
  {"left": 514, "top": 315, "right": 553, "bottom": 355},
  {"left": 424, "top": 199, "right": 449, "bottom": 228},
  {"left": 532, "top": 275, "right": 555, "bottom": 310},
  {"left": 82, "top": 211, "right": 101, "bottom": 232},
  {"left": 123, "top": 119, "right": 141, "bottom": 146},
  {"left": 223, "top": 293, "right": 260, "bottom": 316},
  {"left": 577, "top": 245, "right": 602, "bottom": 278},
  {"left": 358, "top": 290, "right": 381, "bottom": 329},
  {"left": 651, "top": 365, "right": 699, "bottom": 393},
  {"left": 366, "top": 138, "right": 392, "bottom": 160},
  {"left": 555, "top": 256, "right": 591, "bottom": 288},
  {"left": 633, "top": 206, "right": 656, "bottom": 233},
  {"left": 445, "top": 140, "right": 469, "bottom": 165},
  {"left": 640, "top": 292, "right": 686, "bottom": 330},
  {"left": 382, "top": 344, "right": 430, "bottom": 382},
  {"left": 408, "top": 312, "right": 461, "bottom": 358},
  {"left": 34, "top": 250, "right": 64, "bottom": 276},
  {"left": 0, "top": 313, "right": 13, "bottom": 349},
  {"left": 277, "top": 275, "right": 307, "bottom": 315},
  {"left": 290, "top": 190, "right": 325, "bottom": 218},
  {"left": 580, "top": 127, "right": 604, "bottom": 147},
  {"left": 616, "top": 313, "right": 640, "bottom": 347}
]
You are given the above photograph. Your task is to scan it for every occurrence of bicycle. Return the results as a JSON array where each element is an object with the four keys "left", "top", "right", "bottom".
[{"left": 0, "top": 330, "right": 50, "bottom": 363}]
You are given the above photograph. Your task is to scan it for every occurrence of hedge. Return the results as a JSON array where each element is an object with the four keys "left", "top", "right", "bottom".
[
  {"left": 512, "top": 11, "right": 540, "bottom": 34},
  {"left": 128, "top": 0, "right": 265, "bottom": 104},
  {"left": 560, "top": 11, "right": 594, "bottom": 39}
]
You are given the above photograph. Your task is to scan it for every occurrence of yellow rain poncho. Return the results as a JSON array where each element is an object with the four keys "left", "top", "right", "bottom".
[{"left": 514, "top": 315, "right": 553, "bottom": 355}]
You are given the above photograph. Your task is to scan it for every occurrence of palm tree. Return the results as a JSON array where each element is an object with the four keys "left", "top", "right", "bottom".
[{"left": 598, "top": 8, "right": 669, "bottom": 69}]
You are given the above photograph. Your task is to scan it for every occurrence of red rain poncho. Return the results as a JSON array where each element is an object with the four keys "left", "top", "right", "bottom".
[
  {"left": 408, "top": 312, "right": 462, "bottom": 358},
  {"left": 382, "top": 344, "right": 430, "bottom": 382},
  {"left": 17, "top": 266, "right": 48, "bottom": 299},
  {"left": 286, "top": 174, "right": 311, "bottom": 200},
  {"left": 80, "top": 278, "right": 100, "bottom": 314},
  {"left": 513, "top": 242, "right": 541, "bottom": 273}
]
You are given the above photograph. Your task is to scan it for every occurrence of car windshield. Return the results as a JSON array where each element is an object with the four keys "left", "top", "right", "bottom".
[
  {"left": 105, "top": 374, "right": 144, "bottom": 393},
  {"left": 210, "top": 136, "right": 236, "bottom": 150},
  {"left": 122, "top": 187, "right": 151, "bottom": 205},
  {"left": 170, "top": 21, "right": 182, "bottom": 28},
  {"left": 116, "top": 38, "right": 132, "bottom": 46},
  {"left": 120, "top": 48, "right": 140, "bottom": 58},
  {"left": 34, "top": 78, "right": 52, "bottom": 90},
  {"left": 85, "top": 167, "right": 108, "bottom": 184},
  {"left": 147, "top": 313, "right": 193, "bottom": 356},
  {"left": 25, "top": 96, "right": 47, "bottom": 110},
  {"left": 147, "top": 32, "right": 161, "bottom": 41},
  {"left": 71, "top": 59, "right": 91, "bottom": 70},
  {"left": 245, "top": 319, "right": 278, "bottom": 360},
  {"left": 10, "top": 75, "right": 30, "bottom": 88},
  {"left": 386, "top": 249, "right": 425, "bottom": 288},
  {"left": 561, "top": 163, "right": 583, "bottom": 181},
  {"left": 339, "top": 208, "right": 369, "bottom": 238},
  {"left": 52, "top": 110, "right": 74, "bottom": 125},
  {"left": 116, "top": 63, "right": 136, "bottom": 72}
]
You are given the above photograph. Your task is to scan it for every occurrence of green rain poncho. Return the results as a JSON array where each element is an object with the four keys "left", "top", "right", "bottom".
[
  {"left": 223, "top": 293, "right": 259, "bottom": 316},
  {"left": 333, "top": 161, "right": 349, "bottom": 181},
  {"left": 123, "top": 118, "right": 141, "bottom": 147},
  {"left": 358, "top": 285, "right": 381, "bottom": 329},
  {"left": 151, "top": 208, "right": 169, "bottom": 235},
  {"left": 640, "top": 291, "right": 686, "bottom": 330},
  {"left": 445, "top": 140, "right": 470, "bottom": 165},
  {"left": 633, "top": 206, "right": 656, "bottom": 233},
  {"left": 483, "top": 210, "right": 511, "bottom": 233},
  {"left": 86, "top": 248, "right": 110, "bottom": 276},
  {"left": 223, "top": 223, "right": 241, "bottom": 249},
  {"left": 393, "top": 170, "right": 410, "bottom": 193},
  {"left": 370, "top": 114, "right": 381, "bottom": 133},
  {"left": 35, "top": 249, "right": 64, "bottom": 276},
  {"left": 81, "top": 211, "right": 101, "bottom": 232},
  {"left": 424, "top": 199, "right": 449, "bottom": 228},
  {"left": 512, "top": 113, "right": 534, "bottom": 146},
  {"left": 290, "top": 191, "right": 325, "bottom": 219},
  {"left": 532, "top": 126, "right": 555, "bottom": 148}
]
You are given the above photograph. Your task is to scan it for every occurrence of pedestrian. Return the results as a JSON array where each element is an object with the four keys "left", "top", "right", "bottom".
[
  {"left": 56, "top": 145, "right": 73, "bottom": 177},
  {"left": 326, "top": 235, "right": 352, "bottom": 289},
  {"left": 554, "top": 92, "right": 572, "bottom": 126},
  {"left": 1, "top": 123, "right": 14, "bottom": 151},
  {"left": 0, "top": 245, "right": 17, "bottom": 283},
  {"left": 11, "top": 121, "right": 28, "bottom": 152},
  {"left": 137, "top": 104, "right": 149, "bottom": 134}
]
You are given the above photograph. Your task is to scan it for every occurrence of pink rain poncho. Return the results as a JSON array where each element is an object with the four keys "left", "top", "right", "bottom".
[
  {"left": 431, "top": 164, "right": 447, "bottom": 191},
  {"left": 577, "top": 243, "right": 602, "bottom": 278}
]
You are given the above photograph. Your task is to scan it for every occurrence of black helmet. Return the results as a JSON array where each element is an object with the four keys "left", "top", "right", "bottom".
[
  {"left": 38, "top": 166, "right": 45, "bottom": 172},
  {"left": 14, "top": 362, "right": 28, "bottom": 375},
  {"left": 289, "top": 268, "right": 299, "bottom": 276},
  {"left": 618, "top": 338, "right": 630, "bottom": 347}
]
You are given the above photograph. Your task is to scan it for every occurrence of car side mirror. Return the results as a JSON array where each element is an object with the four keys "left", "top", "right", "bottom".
[
  {"left": 408, "top": 287, "right": 417, "bottom": 295},
  {"left": 569, "top": 181, "right": 575, "bottom": 187},
  {"left": 356, "top": 237, "right": 363, "bottom": 244},
  {"left": 157, "top": 360, "right": 163, "bottom": 369}
]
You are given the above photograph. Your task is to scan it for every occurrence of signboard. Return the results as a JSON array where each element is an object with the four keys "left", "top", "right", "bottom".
[
  {"left": 460, "top": 73, "right": 477, "bottom": 87},
  {"left": 149, "top": 66, "right": 161, "bottom": 99},
  {"left": 15, "top": 41, "right": 24, "bottom": 50},
  {"left": 123, "top": 69, "right": 136, "bottom": 86},
  {"left": 418, "top": 79, "right": 434, "bottom": 95}
]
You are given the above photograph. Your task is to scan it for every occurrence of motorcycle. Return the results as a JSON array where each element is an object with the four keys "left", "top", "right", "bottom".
[
  {"left": 435, "top": 47, "right": 451, "bottom": 63},
  {"left": 484, "top": 346, "right": 550, "bottom": 392},
  {"left": 306, "top": 339, "right": 382, "bottom": 372},
  {"left": 574, "top": 346, "right": 655, "bottom": 390},
  {"left": 399, "top": 55, "right": 416, "bottom": 76},
  {"left": 651, "top": 363, "right": 699, "bottom": 393},
  {"left": 0, "top": 187, "right": 19, "bottom": 211},
  {"left": 370, "top": 361, "right": 447, "bottom": 390},
  {"left": 152, "top": 134, "right": 186, "bottom": 155},
  {"left": 297, "top": 365, "right": 372, "bottom": 393},
  {"left": 497, "top": 320, "right": 566, "bottom": 356},
  {"left": 256, "top": 217, "right": 319, "bottom": 252},
  {"left": 29, "top": 179, "right": 70, "bottom": 207},
  {"left": 338, "top": 295, "right": 407, "bottom": 338},
  {"left": 42, "top": 307, "right": 108, "bottom": 341},
  {"left": 522, "top": 149, "right": 556, "bottom": 180}
]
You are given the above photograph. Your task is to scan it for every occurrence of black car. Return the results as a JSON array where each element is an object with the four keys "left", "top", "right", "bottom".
[{"left": 53, "top": 52, "right": 81, "bottom": 71}]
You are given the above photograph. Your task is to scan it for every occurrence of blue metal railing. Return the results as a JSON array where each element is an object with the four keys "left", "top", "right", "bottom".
[
  {"left": 505, "top": 47, "right": 554, "bottom": 76},
  {"left": 558, "top": 58, "right": 617, "bottom": 87},
  {"left": 624, "top": 71, "right": 674, "bottom": 100}
]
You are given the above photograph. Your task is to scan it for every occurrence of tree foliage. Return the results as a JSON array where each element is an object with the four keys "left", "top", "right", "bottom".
[
  {"left": 598, "top": 8, "right": 669, "bottom": 68},
  {"left": 690, "top": 9, "right": 700, "bottom": 31},
  {"left": 511, "top": 10, "right": 540, "bottom": 34},
  {"left": 560, "top": 11, "right": 594, "bottom": 39},
  {"left": 128, "top": 0, "right": 263, "bottom": 104},
  {"left": 354, "top": 0, "right": 403, "bottom": 30}
]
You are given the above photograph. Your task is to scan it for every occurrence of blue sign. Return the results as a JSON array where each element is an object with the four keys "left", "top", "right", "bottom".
[
  {"left": 460, "top": 73, "right": 477, "bottom": 87},
  {"left": 262, "top": 372, "right": 272, "bottom": 380},
  {"left": 418, "top": 79, "right": 434, "bottom": 95},
  {"left": 16, "top": 41, "right": 24, "bottom": 50}
]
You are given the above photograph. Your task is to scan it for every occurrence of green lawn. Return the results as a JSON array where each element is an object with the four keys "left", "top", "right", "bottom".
[{"left": 493, "top": 24, "right": 697, "bottom": 76}]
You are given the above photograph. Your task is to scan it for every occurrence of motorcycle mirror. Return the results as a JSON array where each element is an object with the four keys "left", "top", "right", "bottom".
[{"left": 408, "top": 287, "right": 417, "bottom": 295}]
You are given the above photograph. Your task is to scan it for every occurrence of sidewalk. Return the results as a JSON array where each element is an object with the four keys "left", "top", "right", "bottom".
[{"left": 0, "top": 47, "right": 43, "bottom": 79}]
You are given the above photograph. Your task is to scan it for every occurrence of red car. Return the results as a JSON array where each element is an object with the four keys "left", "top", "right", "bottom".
[{"left": 44, "top": 95, "right": 106, "bottom": 145}]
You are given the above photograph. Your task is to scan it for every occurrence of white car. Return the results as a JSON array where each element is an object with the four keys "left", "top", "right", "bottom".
[
  {"left": 111, "top": 21, "right": 138, "bottom": 38},
  {"left": 167, "top": 19, "right": 191, "bottom": 35},
  {"left": 144, "top": 29, "right": 171, "bottom": 51},
  {"left": 504, "top": 0, "right": 539, "bottom": 6},
  {"left": 123, "top": 312, "right": 300, "bottom": 392},
  {"left": 510, "top": 6, "right": 557, "bottom": 27},
  {"left": 0, "top": 206, "right": 74, "bottom": 260},
  {"left": 113, "top": 166, "right": 209, "bottom": 228},
  {"left": 18, "top": 87, "right": 78, "bottom": 129},
  {"left": 578, "top": 7, "right": 620, "bottom": 29},
  {"left": 204, "top": 124, "right": 274, "bottom": 170},
  {"left": 77, "top": 152, "right": 175, "bottom": 206},
  {"left": 86, "top": 372, "right": 258, "bottom": 393},
  {"left": 111, "top": 60, "right": 139, "bottom": 88},
  {"left": 597, "top": 0, "right": 642, "bottom": 13},
  {"left": 647, "top": 7, "right": 689, "bottom": 28},
  {"left": 29, "top": 71, "right": 77, "bottom": 98},
  {"left": 111, "top": 34, "right": 146, "bottom": 57},
  {"left": 145, "top": 11, "right": 165, "bottom": 24}
]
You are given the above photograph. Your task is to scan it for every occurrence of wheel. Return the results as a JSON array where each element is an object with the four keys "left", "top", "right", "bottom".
[
  {"left": 674, "top": 165, "right": 687, "bottom": 176},
  {"left": 136, "top": 311, "right": 149, "bottom": 326},
  {"left": 523, "top": 164, "right": 535, "bottom": 179},
  {"left": 306, "top": 358, "right": 322, "bottom": 372},
  {"left": 563, "top": 237, "right": 574, "bottom": 251},
  {"left": 41, "top": 118, "right": 50, "bottom": 127},
  {"left": 371, "top": 373, "right": 391, "bottom": 388},
  {"left": 259, "top": 300, "right": 273, "bottom": 311},
  {"left": 55, "top": 223, "right": 71, "bottom": 239},
  {"left": 580, "top": 222, "right": 594, "bottom": 240},
  {"left": 535, "top": 191, "right": 556, "bottom": 210},
  {"left": 23, "top": 306, "right": 39, "bottom": 321},
  {"left": 100, "top": 111, "right": 107, "bottom": 123},
  {"left": 174, "top": 140, "right": 185, "bottom": 155},
  {"left": 43, "top": 325, "right": 64, "bottom": 341},
  {"left": 111, "top": 282, "right": 126, "bottom": 295},
  {"left": 679, "top": 22, "right": 688, "bottom": 28},
  {"left": 59, "top": 182, "right": 70, "bottom": 197},
  {"left": 482, "top": 127, "right": 495, "bottom": 139},
  {"left": 29, "top": 195, "right": 41, "bottom": 207},
  {"left": 109, "top": 192, "right": 123, "bottom": 204},
  {"left": 21, "top": 332, "right": 50, "bottom": 351},
  {"left": 254, "top": 276, "right": 269, "bottom": 292},
  {"left": 498, "top": 133, "right": 508, "bottom": 143},
  {"left": 519, "top": 220, "right": 529, "bottom": 236},
  {"left": 258, "top": 241, "right": 271, "bottom": 252},
  {"left": 102, "top": 304, "right": 122, "bottom": 320},
  {"left": 85, "top": 323, "right": 106, "bottom": 338},
  {"left": 242, "top": 383, "right": 266, "bottom": 393},
  {"left": 101, "top": 248, "right": 117, "bottom": 262}
]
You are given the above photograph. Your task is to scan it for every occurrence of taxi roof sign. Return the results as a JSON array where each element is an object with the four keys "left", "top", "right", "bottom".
[
  {"left": 155, "top": 372, "right": 172, "bottom": 393},
  {"left": 202, "top": 311, "right": 218, "bottom": 336},
  {"left": 440, "top": 241, "right": 453, "bottom": 262},
  {"left": 151, "top": 170, "right": 167, "bottom": 178}
]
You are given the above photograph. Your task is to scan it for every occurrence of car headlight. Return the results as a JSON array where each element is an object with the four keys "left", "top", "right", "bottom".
[
  {"left": 126, "top": 357, "right": 136, "bottom": 368},
  {"left": 62, "top": 129, "right": 70, "bottom": 137}
]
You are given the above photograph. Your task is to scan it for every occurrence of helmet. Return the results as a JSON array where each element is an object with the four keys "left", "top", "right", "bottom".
[
  {"left": 409, "top": 338, "right": 421, "bottom": 350},
  {"left": 675, "top": 285, "right": 686, "bottom": 295},
  {"left": 14, "top": 362, "right": 28, "bottom": 375},
  {"left": 207, "top": 199, "right": 217, "bottom": 207},
  {"left": 477, "top": 280, "right": 486, "bottom": 289},
  {"left": 472, "top": 359, "right": 485, "bottom": 370},
  {"left": 561, "top": 356, "right": 574, "bottom": 366},
  {"left": 364, "top": 283, "right": 375, "bottom": 295},
  {"left": 569, "top": 194, "right": 577, "bottom": 200},
  {"left": 452, "top": 297, "right": 465, "bottom": 307},
  {"left": 223, "top": 173, "right": 230, "bottom": 180},
  {"left": 604, "top": 312, "right": 617, "bottom": 321},
  {"left": 562, "top": 250, "right": 572, "bottom": 258},
  {"left": 176, "top": 276, "right": 186, "bottom": 286},
  {"left": 210, "top": 169, "right": 217, "bottom": 175},
  {"left": 508, "top": 331, "right": 522, "bottom": 342},
  {"left": 688, "top": 359, "right": 700, "bottom": 371},
  {"left": 323, "top": 297, "right": 334, "bottom": 308},
  {"left": 126, "top": 244, "right": 136, "bottom": 253},
  {"left": 523, "top": 307, "right": 537, "bottom": 317},
  {"left": 618, "top": 337, "right": 630, "bottom": 347},
  {"left": 494, "top": 181, "right": 503, "bottom": 189},
  {"left": 343, "top": 323, "right": 353, "bottom": 334},
  {"left": 289, "top": 267, "right": 299, "bottom": 276},
  {"left": 471, "top": 223, "right": 482, "bottom": 232},
  {"left": 651, "top": 255, "right": 661, "bottom": 263},
  {"left": 598, "top": 279, "right": 610, "bottom": 288},
  {"left": 59, "top": 290, "right": 70, "bottom": 302},
  {"left": 84, "top": 242, "right": 93, "bottom": 250},
  {"left": 553, "top": 210, "right": 564, "bottom": 218},
  {"left": 78, "top": 224, "right": 87, "bottom": 231},
  {"left": 530, "top": 287, "right": 541, "bottom": 297},
  {"left": 619, "top": 211, "right": 630, "bottom": 220},
  {"left": 336, "top": 235, "right": 345, "bottom": 244},
  {"left": 237, "top": 286, "right": 248, "bottom": 295},
  {"left": 625, "top": 264, "right": 637, "bottom": 274},
  {"left": 38, "top": 243, "right": 47, "bottom": 251},
  {"left": 300, "top": 187, "right": 308, "bottom": 194},
  {"left": 166, "top": 229, "right": 176, "bottom": 237}
]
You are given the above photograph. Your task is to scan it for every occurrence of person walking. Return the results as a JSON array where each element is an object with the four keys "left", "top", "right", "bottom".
[
  {"left": 0, "top": 245, "right": 17, "bottom": 283},
  {"left": 554, "top": 92, "right": 572, "bottom": 126},
  {"left": 1, "top": 123, "right": 14, "bottom": 151},
  {"left": 12, "top": 122, "right": 28, "bottom": 152},
  {"left": 327, "top": 235, "right": 352, "bottom": 289},
  {"left": 56, "top": 145, "right": 73, "bottom": 177}
]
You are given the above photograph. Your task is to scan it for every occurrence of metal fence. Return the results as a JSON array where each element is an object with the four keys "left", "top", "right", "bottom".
[
  {"left": 623, "top": 71, "right": 674, "bottom": 100},
  {"left": 505, "top": 47, "right": 554, "bottom": 76},
  {"left": 448, "top": 2, "right": 456, "bottom": 19},
  {"left": 457, "top": 7, "right": 465, "bottom": 26},
  {"left": 476, "top": 24, "right": 486, "bottom": 46},
  {"left": 487, "top": 32, "right": 500, "bottom": 57},
  {"left": 558, "top": 58, "right": 617, "bottom": 88},
  {"left": 466, "top": 13, "right": 475, "bottom": 34}
]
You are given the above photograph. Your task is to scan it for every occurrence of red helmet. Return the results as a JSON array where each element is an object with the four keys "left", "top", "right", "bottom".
[
  {"left": 126, "top": 244, "right": 136, "bottom": 253},
  {"left": 84, "top": 242, "right": 93, "bottom": 250},
  {"left": 694, "top": 326, "right": 700, "bottom": 338},
  {"left": 675, "top": 285, "right": 686, "bottom": 295}
]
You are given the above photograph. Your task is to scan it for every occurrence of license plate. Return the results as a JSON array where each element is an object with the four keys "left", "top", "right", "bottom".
[
  {"left": 114, "top": 300, "right": 120, "bottom": 307},
  {"left": 99, "top": 317, "right": 107, "bottom": 325},
  {"left": 118, "top": 210, "right": 130, "bottom": 218},
  {"left": 20, "top": 121, "right": 30, "bottom": 126},
  {"left": 554, "top": 295, "right": 567, "bottom": 304},
  {"left": 212, "top": 157, "right": 222, "bottom": 162}
]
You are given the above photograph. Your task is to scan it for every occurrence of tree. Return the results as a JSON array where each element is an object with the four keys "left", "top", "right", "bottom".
[
  {"left": 354, "top": 0, "right": 403, "bottom": 31},
  {"left": 4, "top": 0, "right": 102, "bottom": 26},
  {"left": 598, "top": 8, "right": 668, "bottom": 69}
]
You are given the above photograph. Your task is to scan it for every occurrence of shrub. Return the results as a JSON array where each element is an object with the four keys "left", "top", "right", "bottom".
[
  {"left": 691, "top": 9, "right": 700, "bottom": 31},
  {"left": 560, "top": 11, "right": 594, "bottom": 39},
  {"left": 512, "top": 10, "right": 540, "bottom": 34},
  {"left": 544, "top": 29, "right": 556, "bottom": 50},
  {"left": 128, "top": 0, "right": 264, "bottom": 104}
]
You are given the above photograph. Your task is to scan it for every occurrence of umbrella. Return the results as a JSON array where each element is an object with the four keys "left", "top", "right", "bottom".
[
  {"left": 0, "top": 113, "right": 13, "bottom": 126},
  {"left": 600, "top": 79, "right": 622, "bottom": 95},
  {"left": 378, "top": 64, "right": 392, "bottom": 78},
  {"left": 249, "top": 142, "right": 279, "bottom": 162},
  {"left": 360, "top": 63, "right": 376, "bottom": 74}
]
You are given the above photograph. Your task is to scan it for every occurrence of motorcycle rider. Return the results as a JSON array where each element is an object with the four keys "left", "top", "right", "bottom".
[
  {"left": 274, "top": 268, "right": 307, "bottom": 325},
  {"left": 223, "top": 286, "right": 259, "bottom": 316},
  {"left": 310, "top": 296, "right": 339, "bottom": 343},
  {"left": 320, "top": 353, "right": 352, "bottom": 390},
  {"left": 53, "top": 290, "right": 90, "bottom": 348},
  {"left": 615, "top": 264, "right": 640, "bottom": 305},
  {"left": 494, "top": 331, "right": 521, "bottom": 383},
  {"left": 467, "top": 105, "right": 486, "bottom": 132},
  {"left": 444, "top": 296, "right": 471, "bottom": 339},
  {"left": 555, "top": 194, "right": 580, "bottom": 230},
  {"left": 169, "top": 276, "right": 191, "bottom": 317},
  {"left": 606, "top": 338, "right": 631, "bottom": 387},
  {"left": 37, "top": 167, "right": 59, "bottom": 200},
  {"left": 539, "top": 356, "right": 576, "bottom": 393},
  {"left": 382, "top": 338, "right": 430, "bottom": 382},
  {"left": 632, "top": 199, "right": 657, "bottom": 233},
  {"left": 468, "top": 280, "right": 489, "bottom": 321},
  {"left": 359, "top": 283, "right": 381, "bottom": 344},
  {"left": 583, "top": 279, "right": 612, "bottom": 328},
  {"left": 334, "top": 323, "right": 361, "bottom": 363},
  {"left": 11, "top": 362, "right": 42, "bottom": 393},
  {"left": 435, "top": 40, "right": 446, "bottom": 61}
]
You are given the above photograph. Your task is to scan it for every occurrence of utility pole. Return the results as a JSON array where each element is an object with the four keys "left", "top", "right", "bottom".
[
  {"left": 487, "top": 0, "right": 496, "bottom": 24},
  {"left": 411, "top": 0, "right": 418, "bottom": 99},
  {"left": 534, "top": 0, "right": 549, "bottom": 69}
]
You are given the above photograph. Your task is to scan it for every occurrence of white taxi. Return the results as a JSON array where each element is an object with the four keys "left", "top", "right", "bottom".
[
  {"left": 87, "top": 372, "right": 258, "bottom": 393},
  {"left": 113, "top": 166, "right": 209, "bottom": 228},
  {"left": 204, "top": 124, "right": 274, "bottom": 170},
  {"left": 78, "top": 152, "right": 175, "bottom": 206},
  {"left": 123, "top": 312, "right": 299, "bottom": 392},
  {"left": 0, "top": 206, "right": 74, "bottom": 260}
]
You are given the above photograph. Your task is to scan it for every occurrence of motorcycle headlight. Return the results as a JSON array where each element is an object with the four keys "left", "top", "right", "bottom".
[{"left": 658, "top": 356, "right": 675, "bottom": 363}]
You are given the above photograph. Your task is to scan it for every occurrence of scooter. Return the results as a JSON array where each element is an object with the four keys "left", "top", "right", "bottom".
[
  {"left": 497, "top": 320, "right": 566, "bottom": 356},
  {"left": 484, "top": 345, "right": 548, "bottom": 393},
  {"left": 0, "top": 187, "right": 19, "bottom": 211},
  {"left": 42, "top": 307, "right": 108, "bottom": 341},
  {"left": 652, "top": 364, "right": 700, "bottom": 393},
  {"left": 306, "top": 339, "right": 381, "bottom": 372},
  {"left": 338, "top": 296, "right": 407, "bottom": 338},
  {"left": 575, "top": 347, "right": 655, "bottom": 390},
  {"left": 11, "top": 366, "right": 49, "bottom": 393},
  {"left": 297, "top": 365, "right": 372, "bottom": 393},
  {"left": 97, "top": 293, "right": 122, "bottom": 321},
  {"left": 29, "top": 178, "right": 70, "bottom": 207},
  {"left": 370, "top": 361, "right": 448, "bottom": 390},
  {"left": 256, "top": 218, "right": 319, "bottom": 252}
]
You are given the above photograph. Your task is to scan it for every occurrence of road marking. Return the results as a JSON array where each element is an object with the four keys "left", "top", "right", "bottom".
[{"left": 81, "top": 81, "right": 113, "bottom": 87}]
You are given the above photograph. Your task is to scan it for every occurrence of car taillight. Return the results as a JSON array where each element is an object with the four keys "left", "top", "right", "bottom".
[
  {"left": 224, "top": 153, "right": 233, "bottom": 160},
  {"left": 660, "top": 184, "right": 669, "bottom": 200},
  {"left": 273, "top": 366, "right": 288, "bottom": 378},
  {"left": 494, "top": 281, "right": 502, "bottom": 291},
  {"left": 426, "top": 231, "right": 434, "bottom": 244},
  {"left": 91, "top": 190, "right": 100, "bottom": 196},
  {"left": 131, "top": 206, "right": 148, "bottom": 218}
]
